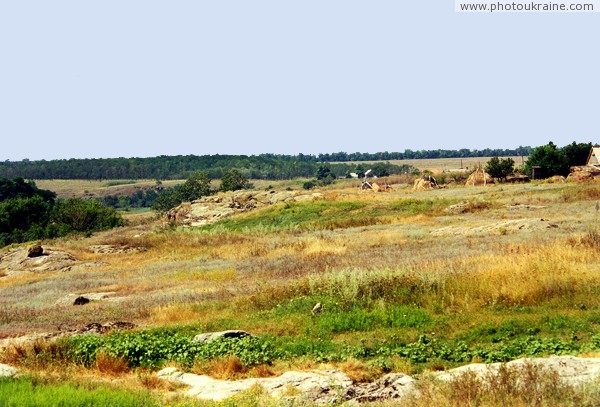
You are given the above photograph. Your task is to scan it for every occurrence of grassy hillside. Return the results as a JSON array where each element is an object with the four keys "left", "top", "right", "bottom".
[{"left": 1, "top": 176, "right": 600, "bottom": 405}]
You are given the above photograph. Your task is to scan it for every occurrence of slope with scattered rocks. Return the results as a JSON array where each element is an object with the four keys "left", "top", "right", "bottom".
[{"left": 166, "top": 190, "right": 323, "bottom": 227}]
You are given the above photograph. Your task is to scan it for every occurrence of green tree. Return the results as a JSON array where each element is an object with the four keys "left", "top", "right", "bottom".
[
  {"left": 152, "top": 188, "right": 182, "bottom": 214},
  {"left": 562, "top": 141, "right": 592, "bottom": 167},
  {"left": 316, "top": 164, "right": 332, "bottom": 180},
  {"left": 525, "top": 142, "right": 569, "bottom": 178},
  {"left": 48, "top": 199, "right": 124, "bottom": 236},
  {"left": 178, "top": 171, "right": 211, "bottom": 202},
  {"left": 371, "top": 162, "right": 392, "bottom": 177},
  {"left": 485, "top": 157, "right": 515, "bottom": 182},
  {"left": 0, "top": 196, "right": 53, "bottom": 246},
  {"left": 220, "top": 169, "right": 249, "bottom": 192},
  {"left": 355, "top": 164, "right": 366, "bottom": 179}
]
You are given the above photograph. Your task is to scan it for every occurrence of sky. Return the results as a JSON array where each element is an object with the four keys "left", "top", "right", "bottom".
[{"left": 1, "top": 1, "right": 599, "bottom": 160}]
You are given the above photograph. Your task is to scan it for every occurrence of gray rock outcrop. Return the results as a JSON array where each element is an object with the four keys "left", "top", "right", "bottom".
[
  {"left": 157, "top": 368, "right": 353, "bottom": 402},
  {"left": 192, "top": 330, "right": 254, "bottom": 344},
  {"left": 0, "top": 247, "right": 102, "bottom": 276},
  {"left": 157, "top": 356, "right": 600, "bottom": 404}
]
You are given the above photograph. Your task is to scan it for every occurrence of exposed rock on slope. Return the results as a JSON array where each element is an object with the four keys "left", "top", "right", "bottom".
[
  {"left": 166, "top": 190, "right": 323, "bottom": 227},
  {"left": 0, "top": 247, "right": 102, "bottom": 276},
  {"left": 157, "top": 356, "right": 600, "bottom": 404}
]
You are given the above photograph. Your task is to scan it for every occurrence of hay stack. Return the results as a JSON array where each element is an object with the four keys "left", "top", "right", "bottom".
[
  {"left": 413, "top": 178, "right": 436, "bottom": 191},
  {"left": 465, "top": 171, "right": 493, "bottom": 186}
]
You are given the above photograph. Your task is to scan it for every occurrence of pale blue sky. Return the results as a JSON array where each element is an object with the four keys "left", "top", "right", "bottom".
[{"left": 1, "top": 1, "right": 598, "bottom": 160}]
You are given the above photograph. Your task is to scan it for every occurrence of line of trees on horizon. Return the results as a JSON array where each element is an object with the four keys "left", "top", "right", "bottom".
[{"left": 0, "top": 147, "right": 533, "bottom": 181}]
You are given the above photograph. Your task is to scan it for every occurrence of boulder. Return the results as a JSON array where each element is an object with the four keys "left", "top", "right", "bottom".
[
  {"left": 27, "top": 245, "right": 44, "bottom": 258},
  {"left": 0, "top": 364, "right": 18, "bottom": 378},
  {"left": 346, "top": 373, "right": 419, "bottom": 402},
  {"left": 567, "top": 171, "right": 594, "bottom": 182},
  {"left": 192, "top": 330, "right": 255, "bottom": 344},
  {"left": 73, "top": 296, "right": 90, "bottom": 306}
]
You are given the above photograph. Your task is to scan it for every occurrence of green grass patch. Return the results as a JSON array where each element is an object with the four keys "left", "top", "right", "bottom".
[
  {"left": 201, "top": 198, "right": 457, "bottom": 233},
  {"left": 103, "top": 180, "right": 137, "bottom": 187},
  {"left": 0, "top": 376, "right": 157, "bottom": 407}
]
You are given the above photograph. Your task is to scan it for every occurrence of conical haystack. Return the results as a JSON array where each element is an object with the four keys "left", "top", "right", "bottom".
[
  {"left": 465, "top": 171, "right": 493, "bottom": 186},
  {"left": 413, "top": 178, "right": 436, "bottom": 191}
]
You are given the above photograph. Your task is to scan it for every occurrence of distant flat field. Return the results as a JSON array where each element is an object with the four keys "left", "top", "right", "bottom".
[
  {"left": 35, "top": 179, "right": 183, "bottom": 199},
  {"left": 333, "top": 156, "right": 527, "bottom": 171},
  {"left": 35, "top": 157, "right": 528, "bottom": 198}
]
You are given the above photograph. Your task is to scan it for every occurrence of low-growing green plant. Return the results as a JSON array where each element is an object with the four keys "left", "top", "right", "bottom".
[{"left": 66, "top": 329, "right": 280, "bottom": 370}]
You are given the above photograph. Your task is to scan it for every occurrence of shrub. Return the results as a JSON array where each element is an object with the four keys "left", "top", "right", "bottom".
[{"left": 220, "top": 169, "right": 249, "bottom": 192}]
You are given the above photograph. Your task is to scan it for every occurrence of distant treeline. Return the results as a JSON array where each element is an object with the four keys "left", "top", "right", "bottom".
[{"left": 0, "top": 147, "right": 532, "bottom": 180}]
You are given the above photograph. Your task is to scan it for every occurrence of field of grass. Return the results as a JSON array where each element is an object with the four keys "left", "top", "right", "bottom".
[
  {"left": 2, "top": 167, "right": 600, "bottom": 405},
  {"left": 332, "top": 156, "right": 527, "bottom": 171},
  {"left": 34, "top": 179, "right": 184, "bottom": 199}
]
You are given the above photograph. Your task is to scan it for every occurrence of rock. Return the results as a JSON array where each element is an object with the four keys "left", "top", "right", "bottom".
[
  {"left": 73, "top": 296, "right": 90, "bottom": 305},
  {"left": 567, "top": 172, "right": 594, "bottom": 182},
  {"left": 27, "top": 245, "right": 44, "bottom": 258},
  {"left": 156, "top": 356, "right": 600, "bottom": 404},
  {"left": 346, "top": 373, "right": 419, "bottom": 403},
  {"left": 432, "top": 356, "right": 600, "bottom": 387},
  {"left": 55, "top": 292, "right": 118, "bottom": 306},
  {"left": 0, "top": 364, "right": 18, "bottom": 378},
  {"left": 192, "top": 330, "right": 254, "bottom": 344},
  {"left": 157, "top": 368, "right": 352, "bottom": 402},
  {"left": 88, "top": 245, "right": 144, "bottom": 254},
  {"left": 0, "top": 247, "right": 99, "bottom": 277},
  {"left": 447, "top": 202, "right": 469, "bottom": 214},
  {"left": 77, "top": 321, "right": 136, "bottom": 335},
  {"left": 311, "top": 303, "right": 322, "bottom": 315}
]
